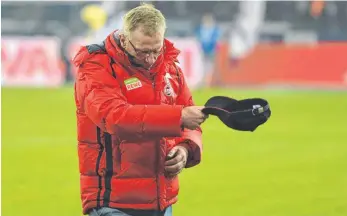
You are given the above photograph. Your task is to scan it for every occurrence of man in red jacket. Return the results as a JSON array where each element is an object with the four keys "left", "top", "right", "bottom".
[{"left": 73, "top": 3, "right": 207, "bottom": 216}]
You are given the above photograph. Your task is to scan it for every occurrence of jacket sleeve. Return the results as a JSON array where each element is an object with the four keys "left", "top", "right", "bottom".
[
  {"left": 75, "top": 58, "right": 184, "bottom": 141},
  {"left": 175, "top": 64, "right": 203, "bottom": 168}
]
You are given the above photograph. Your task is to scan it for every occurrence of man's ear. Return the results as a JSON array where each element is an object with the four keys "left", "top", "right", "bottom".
[{"left": 119, "top": 34, "right": 126, "bottom": 48}]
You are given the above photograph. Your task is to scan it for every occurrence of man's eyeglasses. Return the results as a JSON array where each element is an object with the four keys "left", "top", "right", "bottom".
[{"left": 128, "top": 40, "right": 163, "bottom": 58}]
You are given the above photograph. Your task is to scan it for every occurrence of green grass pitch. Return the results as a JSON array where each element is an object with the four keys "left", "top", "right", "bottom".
[{"left": 2, "top": 87, "right": 347, "bottom": 216}]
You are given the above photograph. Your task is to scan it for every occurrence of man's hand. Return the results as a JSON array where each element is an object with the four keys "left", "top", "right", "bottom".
[
  {"left": 181, "top": 106, "right": 208, "bottom": 130},
  {"left": 165, "top": 145, "right": 189, "bottom": 177}
]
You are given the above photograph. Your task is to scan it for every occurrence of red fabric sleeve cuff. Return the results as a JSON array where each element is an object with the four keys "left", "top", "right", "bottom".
[{"left": 176, "top": 129, "right": 202, "bottom": 168}]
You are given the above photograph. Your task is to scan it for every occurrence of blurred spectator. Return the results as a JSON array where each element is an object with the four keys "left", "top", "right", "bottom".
[
  {"left": 310, "top": 0, "right": 325, "bottom": 18},
  {"left": 195, "top": 13, "right": 221, "bottom": 88},
  {"left": 228, "top": 0, "right": 266, "bottom": 63},
  {"left": 80, "top": 3, "right": 108, "bottom": 43},
  {"left": 90, "top": 1, "right": 127, "bottom": 43}
]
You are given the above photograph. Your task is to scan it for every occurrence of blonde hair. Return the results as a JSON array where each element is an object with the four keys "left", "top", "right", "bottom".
[{"left": 122, "top": 3, "right": 166, "bottom": 38}]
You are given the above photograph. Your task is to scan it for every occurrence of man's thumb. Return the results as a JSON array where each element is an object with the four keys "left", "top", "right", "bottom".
[{"left": 168, "top": 147, "right": 178, "bottom": 158}]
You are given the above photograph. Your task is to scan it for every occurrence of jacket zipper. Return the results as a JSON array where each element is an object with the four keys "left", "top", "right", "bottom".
[
  {"left": 152, "top": 73, "right": 161, "bottom": 211},
  {"left": 155, "top": 140, "right": 161, "bottom": 211},
  {"left": 150, "top": 84, "right": 164, "bottom": 211}
]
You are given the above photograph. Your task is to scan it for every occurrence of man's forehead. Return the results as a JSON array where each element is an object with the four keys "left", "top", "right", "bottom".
[{"left": 130, "top": 28, "right": 164, "bottom": 47}]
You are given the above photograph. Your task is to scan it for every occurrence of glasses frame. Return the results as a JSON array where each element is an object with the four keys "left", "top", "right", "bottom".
[{"left": 128, "top": 39, "right": 164, "bottom": 59}]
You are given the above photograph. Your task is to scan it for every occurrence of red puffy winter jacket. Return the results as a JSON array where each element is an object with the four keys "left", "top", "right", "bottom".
[{"left": 73, "top": 31, "right": 203, "bottom": 215}]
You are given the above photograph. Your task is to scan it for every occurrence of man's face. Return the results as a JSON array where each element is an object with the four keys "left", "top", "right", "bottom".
[{"left": 121, "top": 26, "right": 164, "bottom": 69}]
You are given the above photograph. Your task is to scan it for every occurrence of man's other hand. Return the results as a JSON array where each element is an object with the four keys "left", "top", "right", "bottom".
[
  {"left": 165, "top": 145, "right": 189, "bottom": 177},
  {"left": 181, "top": 106, "right": 208, "bottom": 130}
]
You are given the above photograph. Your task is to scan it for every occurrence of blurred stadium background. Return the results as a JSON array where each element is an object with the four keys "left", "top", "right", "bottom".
[{"left": 2, "top": 1, "right": 347, "bottom": 216}]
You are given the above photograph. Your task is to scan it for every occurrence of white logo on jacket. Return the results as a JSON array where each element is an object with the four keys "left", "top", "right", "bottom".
[{"left": 163, "top": 73, "right": 175, "bottom": 97}]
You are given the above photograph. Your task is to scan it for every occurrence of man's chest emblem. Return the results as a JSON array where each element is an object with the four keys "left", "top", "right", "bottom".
[{"left": 124, "top": 77, "right": 142, "bottom": 91}]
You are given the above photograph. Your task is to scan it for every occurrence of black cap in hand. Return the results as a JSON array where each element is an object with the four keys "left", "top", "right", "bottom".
[{"left": 202, "top": 96, "right": 271, "bottom": 132}]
